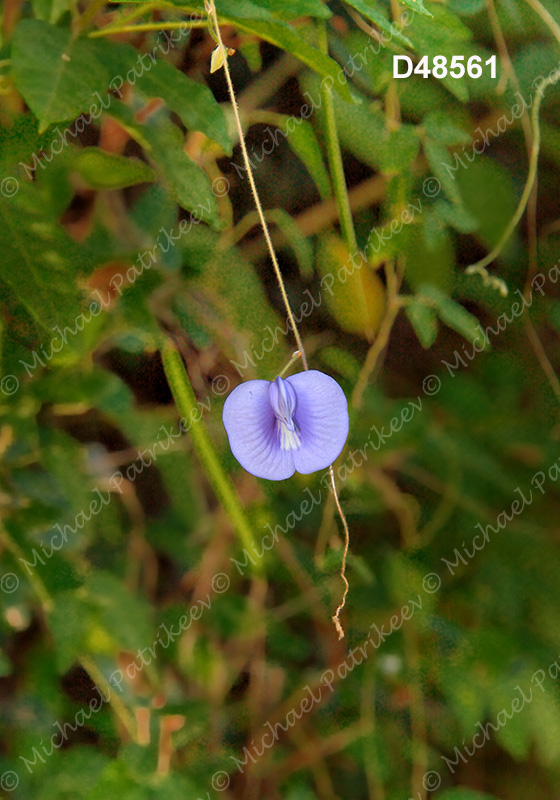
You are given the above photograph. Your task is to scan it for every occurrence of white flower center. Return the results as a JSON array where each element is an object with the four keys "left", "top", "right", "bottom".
[
  {"left": 278, "top": 420, "right": 301, "bottom": 451},
  {"left": 269, "top": 376, "right": 302, "bottom": 452}
]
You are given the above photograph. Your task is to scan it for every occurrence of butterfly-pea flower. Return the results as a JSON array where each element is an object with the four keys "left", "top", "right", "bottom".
[{"left": 222, "top": 370, "right": 349, "bottom": 480}]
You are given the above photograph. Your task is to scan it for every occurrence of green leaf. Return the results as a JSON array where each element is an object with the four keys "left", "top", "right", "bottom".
[
  {"left": 86, "top": 572, "right": 153, "bottom": 652},
  {"left": 424, "top": 136, "right": 463, "bottom": 205},
  {"left": 455, "top": 157, "right": 519, "bottom": 261},
  {"left": 167, "top": 0, "right": 350, "bottom": 97},
  {"left": 267, "top": 208, "right": 314, "bottom": 278},
  {"left": 311, "top": 79, "right": 420, "bottom": 173},
  {"left": 397, "top": 0, "right": 432, "bottom": 17},
  {"left": 215, "top": 0, "right": 280, "bottom": 20},
  {"left": 406, "top": 6, "right": 472, "bottom": 102},
  {"left": 135, "top": 58, "right": 232, "bottom": 154},
  {"left": 108, "top": 104, "right": 220, "bottom": 227},
  {"left": 243, "top": 0, "right": 332, "bottom": 19},
  {"left": 434, "top": 199, "right": 479, "bottom": 234},
  {"left": 175, "top": 0, "right": 330, "bottom": 20},
  {"left": 0, "top": 184, "right": 87, "bottom": 332},
  {"left": 343, "top": 0, "right": 413, "bottom": 47},
  {"left": 221, "top": 19, "right": 352, "bottom": 101},
  {"left": 447, "top": 0, "right": 486, "bottom": 14},
  {"left": 282, "top": 117, "right": 331, "bottom": 200},
  {"left": 180, "top": 228, "right": 287, "bottom": 377},
  {"left": 404, "top": 211, "right": 454, "bottom": 291},
  {"left": 74, "top": 149, "right": 155, "bottom": 190},
  {"left": 423, "top": 111, "right": 471, "bottom": 146},
  {"left": 405, "top": 298, "right": 438, "bottom": 348},
  {"left": 438, "top": 792, "right": 501, "bottom": 800},
  {"left": 419, "top": 284, "right": 483, "bottom": 343},
  {"left": 11, "top": 20, "right": 113, "bottom": 132}
]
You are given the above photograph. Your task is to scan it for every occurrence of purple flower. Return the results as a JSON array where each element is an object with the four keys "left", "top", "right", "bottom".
[{"left": 223, "top": 370, "right": 349, "bottom": 480}]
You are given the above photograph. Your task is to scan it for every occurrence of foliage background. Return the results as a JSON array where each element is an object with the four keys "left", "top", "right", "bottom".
[{"left": 2, "top": 0, "right": 560, "bottom": 798}]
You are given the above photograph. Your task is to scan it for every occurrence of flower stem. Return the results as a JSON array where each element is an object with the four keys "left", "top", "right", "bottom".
[
  {"left": 277, "top": 350, "right": 303, "bottom": 378},
  {"left": 329, "top": 465, "right": 350, "bottom": 640},
  {"left": 205, "top": 0, "right": 308, "bottom": 371},
  {"left": 161, "top": 340, "right": 257, "bottom": 559},
  {"left": 206, "top": 3, "right": 352, "bottom": 636}
]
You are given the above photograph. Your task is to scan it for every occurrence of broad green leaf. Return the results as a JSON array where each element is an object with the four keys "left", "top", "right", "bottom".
[
  {"left": 343, "top": 0, "right": 413, "bottom": 47},
  {"left": 404, "top": 215, "right": 454, "bottom": 291},
  {"left": 32, "top": 0, "right": 73, "bottom": 24},
  {"left": 424, "top": 136, "right": 463, "bottom": 206},
  {"left": 143, "top": 115, "right": 221, "bottom": 227},
  {"left": 419, "top": 284, "right": 483, "bottom": 343},
  {"left": 439, "top": 792, "right": 502, "bottom": 800},
  {"left": 107, "top": 104, "right": 220, "bottom": 227},
  {"left": 11, "top": 20, "right": 114, "bottom": 132},
  {"left": 307, "top": 77, "right": 420, "bottom": 172},
  {"left": 219, "top": 18, "right": 352, "bottom": 100},
  {"left": 74, "top": 149, "right": 155, "bottom": 190},
  {"left": 245, "top": 0, "right": 331, "bottom": 19},
  {"left": 0, "top": 184, "right": 87, "bottom": 332},
  {"left": 135, "top": 58, "right": 232, "bottom": 154},
  {"left": 447, "top": 0, "right": 486, "bottom": 14},
  {"left": 266, "top": 208, "right": 314, "bottom": 278},
  {"left": 167, "top": 0, "right": 350, "bottom": 98},
  {"left": 172, "top": 0, "right": 330, "bottom": 20},
  {"left": 405, "top": 299, "right": 438, "bottom": 348},
  {"left": 215, "top": 0, "right": 280, "bottom": 19},
  {"left": 455, "top": 157, "right": 519, "bottom": 261},
  {"left": 397, "top": 0, "right": 432, "bottom": 17},
  {"left": 406, "top": 6, "right": 472, "bottom": 102},
  {"left": 283, "top": 117, "right": 331, "bottom": 200},
  {"left": 86, "top": 572, "right": 153, "bottom": 652},
  {"left": 435, "top": 199, "right": 479, "bottom": 234},
  {"left": 424, "top": 111, "right": 471, "bottom": 146},
  {"left": 319, "top": 346, "right": 362, "bottom": 382},
  {"left": 180, "top": 228, "right": 287, "bottom": 378}
]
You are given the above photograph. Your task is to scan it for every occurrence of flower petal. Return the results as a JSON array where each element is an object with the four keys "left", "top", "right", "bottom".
[
  {"left": 222, "top": 380, "right": 295, "bottom": 480},
  {"left": 286, "top": 370, "right": 349, "bottom": 474}
]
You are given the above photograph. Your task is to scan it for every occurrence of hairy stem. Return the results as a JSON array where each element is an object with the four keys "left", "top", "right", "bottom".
[{"left": 205, "top": 0, "right": 308, "bottom": 370}]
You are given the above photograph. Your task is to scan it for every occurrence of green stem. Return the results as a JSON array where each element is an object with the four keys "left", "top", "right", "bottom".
[
  {"left": 80, "top": 655, "right": 138, "bottom": 742},
  {"left": 89, "top": 19, "right": 207, "bottom": 37},
  {"left": 0, "top": 525, "right": 53, "bottom": 612},
  {"left": 318, "top": 21, "right": 373, "bottom": 341},
  {"left": 277, "top": 350, "right": 303, "bottom": 378},
  {"left": 161, "top": 340, "right": 257, "bottom": 560},
  {"left": 317, "top": 22, "right": 358, "bottom": 255},
  {"left": 465, "top": 70, "right": 558, "bottom": 291},
  {"left": 77, "top": 0, "right": 108, "bottom": 33}
]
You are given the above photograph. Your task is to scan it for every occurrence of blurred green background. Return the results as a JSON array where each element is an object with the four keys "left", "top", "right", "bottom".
[{"left": 2, "top": 0, "right": 560, "bottom": 798}]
